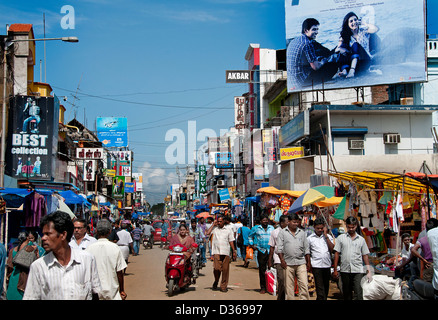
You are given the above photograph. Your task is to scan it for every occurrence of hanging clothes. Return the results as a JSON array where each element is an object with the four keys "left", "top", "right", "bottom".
[
  {"left": 23, "top": 191, "right": 47, "bottom": 228},
  {"left": 279, "top": 194, "right": 292, "bottom": 212}
]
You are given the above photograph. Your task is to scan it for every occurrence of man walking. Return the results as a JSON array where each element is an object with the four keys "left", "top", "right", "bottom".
[
  {"left": 249, "top": 214, "right": 274, "bottom": 294},
  {"left": 268, "top": 214, "right": 289, "bottom": 300},
  {"left": 277, "top": 212, "right": 311, "bottom": 300},
  {"left": 333, "top": 216, "right": 372, "bottom": 300},
  {"left": 87, "top": 219, "right": 127, "bottom": 300},
  {"left": 205, "top": 215, "right": 237, "bottom": 292},
  {"left": 307, "top": 217, "right": 334, "bottom": 300},
  {"left": 69, "top": 218, "right": 97, "bottom": 250},
  {"left": 23, "top": 211, "right": 101, "bottom": 300}
]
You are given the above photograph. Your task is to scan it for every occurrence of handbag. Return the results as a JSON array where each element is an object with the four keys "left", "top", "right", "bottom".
[{"left": 12, "top": 246, "right": 38, "bottom": 269}]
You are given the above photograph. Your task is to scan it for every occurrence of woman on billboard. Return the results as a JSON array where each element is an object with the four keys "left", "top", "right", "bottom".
[{"left": 333, "top": 12, "right": 379, "bottom": 79}]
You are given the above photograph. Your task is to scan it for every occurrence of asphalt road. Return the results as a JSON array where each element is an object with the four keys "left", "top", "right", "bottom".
[{"left": 123, "top": 243, "right": 342, "bottom": 301}]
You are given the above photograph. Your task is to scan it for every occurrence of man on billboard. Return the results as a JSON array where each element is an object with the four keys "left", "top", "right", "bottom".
[
  {"left": 286, "top": 18, "right": 337, "bottom": 90},
  {"left": 21, "top": 98, "right": 41, "bottom": 134}
]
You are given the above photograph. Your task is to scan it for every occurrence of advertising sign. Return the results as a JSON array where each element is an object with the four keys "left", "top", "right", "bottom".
[
  {"left": 112, "top": 176, "right": 125, "bottom": 199},
  {"left": 285, "top": 0, "right": 426, "bottom": 93},
  {"left": 226, "top": 70, "right": 251, "bottom": 83},
  {"left": 83, "top": 159, "right": 96, "bottom": 181},
  {"left": 215, "top": 152, "right": 233, "bottom": 169},
  {"left": 124, "top": 182, "right": 135, "bottom": 193},
  {"left": 76, "top": 148, "right": 103, "bottom": 160},
  {"left": 6, "top": 96, "right": 59, "bottom": 180},
  {"left": 218, "top": 188, "right": 230, "bottom": 202},
  {"left": 279, "top": 110, "right": 309, "bottom": 147},
  {"left": 132, "top": 173, "right": 143, "bottom": 191},
  {"left": 110, "top": 150, "right": 132, "bottom": 177},
  {"left": 234, "top": 96, "right": 246, "bottom": 130},
  {"left": 198, "top": 165, "right": 207, "bottom": 193},
  {"left": 280, "top": 147, "right": 305, "bottom": 161},
  {"left": 96, "top": 117, "right": 128, "bottom": 147}
]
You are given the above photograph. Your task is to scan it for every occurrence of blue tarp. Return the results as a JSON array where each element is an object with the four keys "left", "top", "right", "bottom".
[
  {"left": 245, "top": 195, "right": 260, "bottom": 203},
  {"left": 0, "top": 188, "right": 91, "bottom": 207}
]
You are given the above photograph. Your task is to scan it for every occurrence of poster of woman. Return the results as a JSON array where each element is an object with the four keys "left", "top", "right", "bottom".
[{"left": 285, "top": 0, "right": 427, "bottom": 93}]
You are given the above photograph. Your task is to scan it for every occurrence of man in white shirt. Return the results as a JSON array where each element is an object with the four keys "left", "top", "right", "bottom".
[
  {"left": 205, "top": 215, "right": 237, "bottom": 292},
  {"left": 69, "top": 218, "right": 97, "bottom": 250},
  {"left": 307, "top": 217, "right": 334, "bottom": 300},
  {"left": 117, "top": 223, "right": 134, "bottom": 271},
  {"left": 268, "top": 214, "right": 289, "bottom": 300},
  {"left": 87, "top": 219, "right": 127, "bottom": 300},
  {"left": 23, "top": 211, "right": 101, "bottom": 300}
]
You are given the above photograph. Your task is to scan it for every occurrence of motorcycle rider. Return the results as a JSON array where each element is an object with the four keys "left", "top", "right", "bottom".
[
  {"left": 168, "top": 224, "right": 197, "bottom": 279},
  {"left": 141, "top": 221, "right": 155, "bottom": 247},
  {"left": 190, "top": 219, "right": 206, "bottom": 276}
]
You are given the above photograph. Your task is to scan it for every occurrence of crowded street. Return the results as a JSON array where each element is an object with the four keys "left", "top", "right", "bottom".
[{"left": 1, "top": 0, "right": 438, "bottom": 307}]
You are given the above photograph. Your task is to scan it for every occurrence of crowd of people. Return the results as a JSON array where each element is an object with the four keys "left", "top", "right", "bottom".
[{"left": 1, "top": 210, "right": 437, "bottom": 300}]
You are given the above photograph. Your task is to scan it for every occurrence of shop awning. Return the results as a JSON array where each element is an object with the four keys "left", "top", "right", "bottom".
[
  {"left": 256, "top": 186, "right": 305, "bottom": 198},
  {"left": 329, "top": 171, "right": 434, "bottom": 193}
]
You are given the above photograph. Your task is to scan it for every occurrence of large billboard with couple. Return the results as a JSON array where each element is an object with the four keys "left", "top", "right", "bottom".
[{"left": 285, "top": 0, "right": 426, "bottom": 93}]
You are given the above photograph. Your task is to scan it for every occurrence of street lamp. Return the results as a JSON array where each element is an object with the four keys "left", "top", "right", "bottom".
[{"left": 0, "top": 36, "right": 78, "bottom": 187}]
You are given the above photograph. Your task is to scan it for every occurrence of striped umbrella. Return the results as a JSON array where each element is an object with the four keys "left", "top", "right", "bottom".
[{"left": 288, "top": 186, "right": 335, "bottom": 213}]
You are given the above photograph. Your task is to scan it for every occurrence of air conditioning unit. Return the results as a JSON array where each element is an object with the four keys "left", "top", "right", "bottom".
[
  {"left": 383, "top": 133, "right": 401, "bottom": 144},
  {"left": 348, "top": 139, "right": 365, "bottom": 150},
  {"left": 217, "top": 180, "right": 225, "bottom": 187}
]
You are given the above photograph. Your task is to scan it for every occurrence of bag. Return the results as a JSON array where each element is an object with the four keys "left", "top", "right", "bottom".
[
  {"left": 246, "top": 247, "right": 254, "bottom": 260},
  {"left": 265, "top": 268, "right": 277, "bottom": 296},
  {"left": 13, "top": 246, "right": 38, "bottom": 269},
  {"left": 237, "top": 231, "right": 244, "bottom": 248}
]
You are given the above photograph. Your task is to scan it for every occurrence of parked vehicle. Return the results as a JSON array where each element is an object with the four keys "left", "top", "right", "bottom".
[{"left": 165, "top": 243, "right": 198, "bottom": 297}]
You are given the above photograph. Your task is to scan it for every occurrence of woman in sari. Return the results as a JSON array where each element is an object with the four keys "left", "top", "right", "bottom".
[{"left": 6, "top": 230, "right": 45, "bottom": 300}]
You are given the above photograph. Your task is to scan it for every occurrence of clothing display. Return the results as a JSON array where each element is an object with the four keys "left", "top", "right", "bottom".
[{"left": 23, "top": 191, "right": 47, "bottom": 228}]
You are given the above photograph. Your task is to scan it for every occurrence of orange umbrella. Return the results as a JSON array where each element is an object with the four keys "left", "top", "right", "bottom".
[{"left": 196, "top": 211, "right": 212, "bottom": 219}]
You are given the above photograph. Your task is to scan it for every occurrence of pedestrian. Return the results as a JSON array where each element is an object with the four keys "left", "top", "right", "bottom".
[
  {"left": 161, "top": 219, "right": 169, "bottom": 248},
  {"left": 23, "top": 210, "right": 101, "bottom": 300},
  {"left": 268, "top": 214, "right": 289, "bottom": 300},
  {"left": 69, "top": 218, "right": 97, "bottom": 250},
  {"left": 0, "top": 242, "right": 7, "bottom": 300},
  {"left": 108, "top": 219, "right": 120, "bottom": 243},
  {"left": 6, "top": 230, "right": 45, "bottom": 300},
  {"left": 117, "top": 222, "right": 134, "bottom": 272},
  {"left": 237, "top": 220, "right": 251, "bottom": 267},
  {"left": 277, "top": 212, "right": 311, "bottom": 300},
  {"left": 86, "top": 219, "right": 127, "bottom": 300},
  {"left": 234, "top": 218, "right": 243, "bottom": 259},
  {"left": 205, "top": 217, "right": 214, "bottom": 258},
  {"left": 307, "top": 217, "right": 334, "bottom": 300},
  {"left": 197, "top": 217, "right": 207, "bottom": 263},
  {"left": 205, "top": 215, "right": 237, "bottom": 292},
  {"left": 224, "top": 216, "right": 238, "bottom": 261},
  {"left": 249, "top": 214, "right": 274, "bottom": 294},
  {"left": 131, "top": 223, "right": 143, "bottom": 256},
  {"left": 426, "top": 218, "right": 438, "bottom": 300},
  {"left": 333, "top": 216, "right": 372, "bottom": 300}
]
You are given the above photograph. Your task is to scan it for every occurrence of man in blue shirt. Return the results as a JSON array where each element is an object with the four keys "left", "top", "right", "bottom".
[
  {"left": 249, "top": 214, "right": 274, "bottom": 294},
  {"left": 287, "top": 18, "right": 328, "bottom": 91}
]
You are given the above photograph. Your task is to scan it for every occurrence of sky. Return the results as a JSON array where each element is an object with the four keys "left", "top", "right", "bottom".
[{"left": 1, "top": 0, "right": 437, "bottom": 205}]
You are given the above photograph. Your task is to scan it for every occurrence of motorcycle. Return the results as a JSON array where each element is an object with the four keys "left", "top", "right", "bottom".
[
  {"left": 142, "top": 234, "right": 153, "bottom": 249},
  {"left": 165, "top": 243, "right": 198, "bottom": 297},
  {"left": 402, "top": 278, "right": 435, "bottom": 300}
]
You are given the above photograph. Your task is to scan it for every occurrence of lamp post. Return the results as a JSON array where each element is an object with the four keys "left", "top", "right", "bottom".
[{"left": 0, "top": 36, "right": 78, "bottom": 188}]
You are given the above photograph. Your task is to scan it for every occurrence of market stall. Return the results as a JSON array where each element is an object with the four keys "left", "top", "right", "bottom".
[{"left": 329, "top": 170, "right": 437, "bottom": 275}]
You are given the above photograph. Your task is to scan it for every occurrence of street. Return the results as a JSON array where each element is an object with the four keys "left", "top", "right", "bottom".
[{"left": 123, "top": 243, "right": 342, "bottom": 300}]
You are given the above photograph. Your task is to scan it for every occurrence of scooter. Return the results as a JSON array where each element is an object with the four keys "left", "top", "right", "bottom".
[
  {"left": 142, "top": 234, "right": 153, "bottom": 249},
  {"left": 402, "top": 278, "right": 435, "bottom": 300},
  {"left": 165, "top": 243, "right": 198, "bottom": 297}
]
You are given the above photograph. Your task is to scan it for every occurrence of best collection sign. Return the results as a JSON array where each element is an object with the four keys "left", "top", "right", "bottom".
[{"left": 6, "top": 95, "right": 59, "bottom": 180}]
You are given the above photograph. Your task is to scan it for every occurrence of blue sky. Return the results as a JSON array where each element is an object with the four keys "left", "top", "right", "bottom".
[{"left": 1, "top": 0, "right": 437, "bottom": 204}]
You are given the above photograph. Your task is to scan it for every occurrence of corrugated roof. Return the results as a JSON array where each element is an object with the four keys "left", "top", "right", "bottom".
[{"left": 9, "top": 24, "right": 33, "bottom": 33}]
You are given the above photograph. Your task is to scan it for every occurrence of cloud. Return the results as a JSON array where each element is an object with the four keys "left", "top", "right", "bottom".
[{"left": 137, "top": 161, "right": 178, "bottom": 204}]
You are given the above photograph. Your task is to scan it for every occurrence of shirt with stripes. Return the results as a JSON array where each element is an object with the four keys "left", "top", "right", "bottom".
[{"left": 23, "top": 248, "right": 101, "bottom": 300}]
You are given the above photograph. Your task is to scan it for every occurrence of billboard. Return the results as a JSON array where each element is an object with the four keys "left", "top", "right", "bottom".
[
  {"left": 6, "top": 96, "right": 59, "bottom": 180},
  {"left": 96, "top": 117, "right": 128, "bottom": 147},
  {"left": 112, "top": 176, "right": 125, "bottom": 199},
  {"left": 285, "top": 0, "right": 426, "bottom": 93}
]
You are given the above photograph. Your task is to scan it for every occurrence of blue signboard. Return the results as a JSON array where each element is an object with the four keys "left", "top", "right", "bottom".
[
  {"left": 215, "top": 152, "right": 233, "bottom": 169},
  {"left": 218, "top": 188, "right": 230, "bottom": 202},
  {"left": 96, "top": 117, "right": 128, "bottom": 147},
  {"left": 124, "top": 182, "right": 135, "bottom": 193}
]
